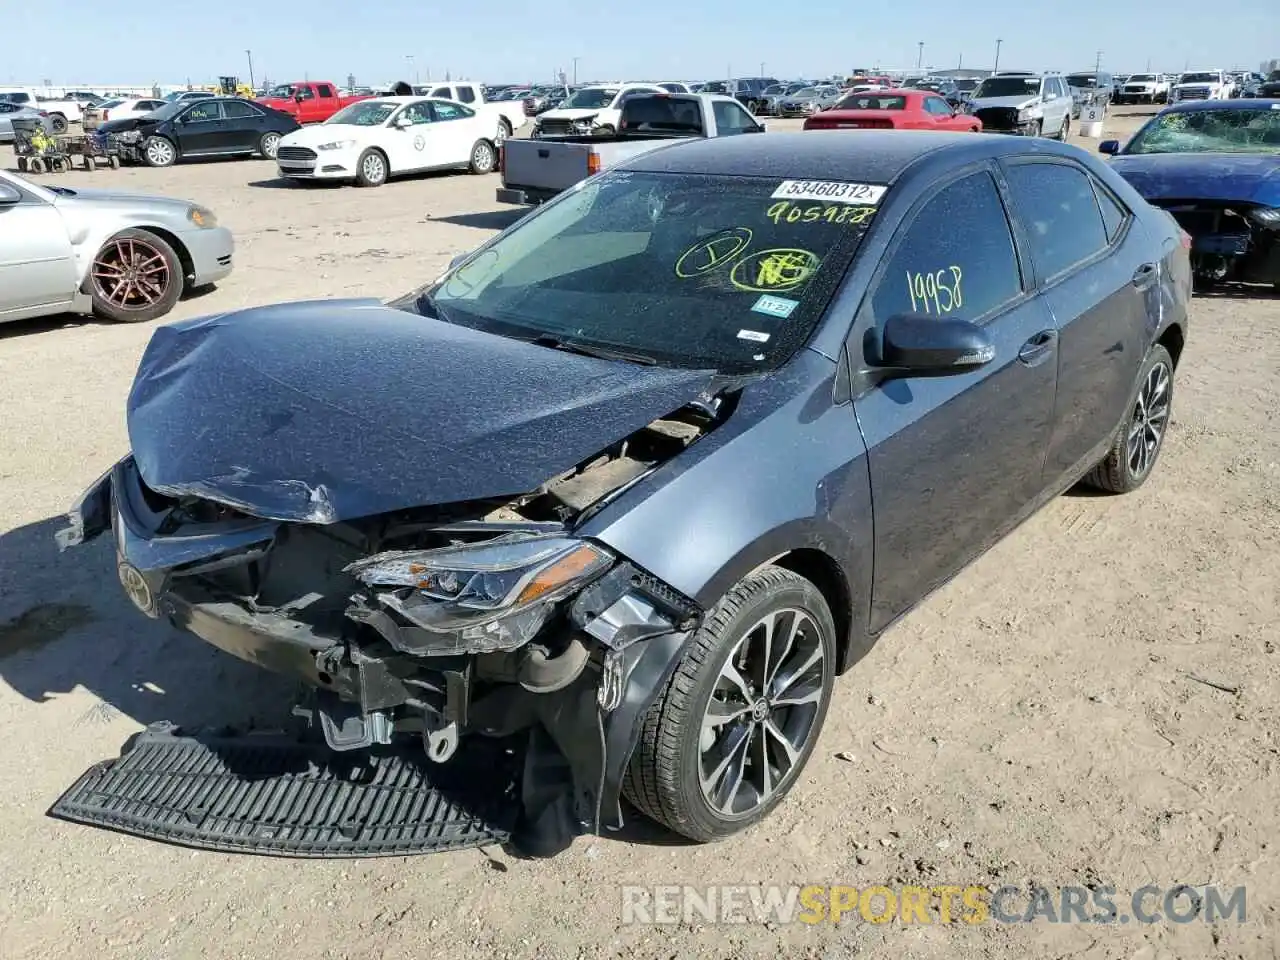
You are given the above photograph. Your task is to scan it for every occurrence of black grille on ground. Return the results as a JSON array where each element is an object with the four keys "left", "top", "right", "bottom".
[
  {"left": 276, "top": 146, "right": 317, "bottom": 161},
  {"left": 50, "top": 723, "right": 520, "bottom": 858},
  {"left": 974, "top": 107, "right": 1019, "bottom": 130}
]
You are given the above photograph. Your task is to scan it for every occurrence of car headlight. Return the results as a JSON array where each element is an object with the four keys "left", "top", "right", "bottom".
[
  {"left": 187, "top": 205, "right": 217, "bottom": 229},
  {"left": 346, "top": 536, "right": 614, "bottom": 654},
  {"left": 317, "top": 139, "right": 356, "bottom": 150},
  {"left": 1017, "top": 107, "right": 1040, "bottom": 123},
  {"left": 572, "top": 115, "right": 597, "bottom": 130},
  {"left": 1245, "top": 207, "right": 1280, "bottom": 228},
  {"left": 117, "top": 130, "right": 141, "bottom": 142}
]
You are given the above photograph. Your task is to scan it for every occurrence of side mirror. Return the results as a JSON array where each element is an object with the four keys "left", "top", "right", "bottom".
[
  {"left": 1098, "top": 139, "right": 1120, "bottom": 155},
  {"left": 394, "top": 116, "right": 412, "bottom": 129},
  {"left": 0, "top": 183, "right": 21, "bottom": 204},
  {"left": 294, "top": 92, "right": 304, "bottom": 102},
  {"left": 448, "top": 252, "right": 469, "bottom": 270},
  {"left": 872, "top": 314, "right": 995, "bottom": 376}
]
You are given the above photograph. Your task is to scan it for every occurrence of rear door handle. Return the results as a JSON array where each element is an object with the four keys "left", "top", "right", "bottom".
[
  {"left": 1017, "top": 329, "right": 1058, "bottom": 366},
  {"left": 1132, "top": 262, "right": 1158, "bottom": 289}
]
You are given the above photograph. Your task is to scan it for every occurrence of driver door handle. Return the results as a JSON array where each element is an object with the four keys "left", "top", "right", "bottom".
[{"left": 1017, "top": 329, "right": 1058, "bottom": 366}]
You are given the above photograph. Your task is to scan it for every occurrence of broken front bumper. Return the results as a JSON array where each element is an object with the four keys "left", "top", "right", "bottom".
[{"left": 57, "top": 457, "right": 701, "bottom": 856}]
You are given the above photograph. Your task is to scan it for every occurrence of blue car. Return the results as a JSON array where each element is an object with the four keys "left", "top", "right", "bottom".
[
  {"left": 59, "top": 132, "right": 1191, "bottom": 859},
  {"left": 1100, "top": 99, "right": 1280, "bottom": 288}
]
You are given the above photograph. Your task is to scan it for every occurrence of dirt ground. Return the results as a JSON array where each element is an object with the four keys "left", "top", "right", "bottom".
[{"left": 1, "top": 108, "right": 1277, "bottom": 960}]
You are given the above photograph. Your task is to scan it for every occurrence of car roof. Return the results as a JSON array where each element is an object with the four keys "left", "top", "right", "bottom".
[
  {"left": 1163, "top": 97, "right": 1280, "bottom": 112},
  {"left": 622, "top": 130, "right": 1075, "bottom": 182}
]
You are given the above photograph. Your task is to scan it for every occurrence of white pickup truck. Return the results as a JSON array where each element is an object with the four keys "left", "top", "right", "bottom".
[
  {"left": 1114, "top": 74, "right": 1170, "bottom": 105},
  {"left": 0, "top": 87, "right": 90, "bottom": 133},
  {"left": 410, "top": 81, "right": 525, "bottom": 141},
  {"left": 1168, "top": 71, "right": 1234, "bottom": 104},
  {"left": 497, "top": 93, "right": 765, "bottom": 206}
]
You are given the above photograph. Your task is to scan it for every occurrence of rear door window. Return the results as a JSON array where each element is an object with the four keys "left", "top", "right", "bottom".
[
  {"left": 1092, "top": 181, "right": 1130, "bottom": 242},
  {"left": 869, "top": 170, "right": 1023, "bottom": 324},
  {"left": 1004, "top": 161, "right": 1111, "bottom": 280},
  {"left": 712, "top": 99, "right": 758, "bottom": 134}
]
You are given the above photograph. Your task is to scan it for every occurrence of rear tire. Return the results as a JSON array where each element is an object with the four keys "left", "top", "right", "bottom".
[
  {"left": 49, "top": 113, "right": 68, "bottom": 134},
  {"left": 354, "top": 148, "right": 387, "bottom": 187},
  {"left": 468, "top": 139, "right": 496, "bottom": 174},
  {"left": 623, "top": 565, "right": 837, "bottom": 842},
  {"left": 28, "top": 158, "right": 44, "bottom": 174},
  {"left": 258, "top": 131, "right": 281, "bottom": 159},
  {"left": 1082, "top": 344, "right": 1174, "bottom": 493}
]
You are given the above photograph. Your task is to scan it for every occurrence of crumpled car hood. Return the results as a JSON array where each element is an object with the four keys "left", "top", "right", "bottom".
[
  {"left": 1109, "top": 153, "right": 1280, "bottom": 205},
  {"left": 126, "top": 299, "right": 716, "bottom": 523}
]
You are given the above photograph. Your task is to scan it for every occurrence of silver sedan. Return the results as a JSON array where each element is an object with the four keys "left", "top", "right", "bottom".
[
  {"left": 0, "top": 169, "right": 234, "bottom": 325},
  {"left": 0, "top": 103, "right": 52, "bottom": 142}
]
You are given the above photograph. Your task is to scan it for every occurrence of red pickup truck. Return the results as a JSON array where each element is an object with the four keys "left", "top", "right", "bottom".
[{"left": 255, "top": 81, "right": 372, "bottom": 124}]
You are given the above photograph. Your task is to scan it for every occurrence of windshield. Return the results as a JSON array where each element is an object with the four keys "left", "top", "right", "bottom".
[
  {"left": 1124, "top": 107, "right": 1280, "bottom": 155},
  {"left": 1128, "top": 74, "right": 1157, "bottom": 82},
  {"left": 762, "top": 84, "right": 787, "bottom": 95},
  {"left": 955, "top": 79, "right": 979, "bottom": 91},
  {"left": 1066, "top": 75, "right": 1098, "bottom": 88},
  {"left": 974, "top": 77, "right": 1041, "bottom": 98},
  {"left": 1268, "top": 71, "right": 1280, "bottom": 82},
  {"left": 700, "top": 81, "right": 728, "bottom": 93},
  {"left": 140, "top": 101, "right": 185, "bottom": 121},
  {"left": 328, "top": 100, "right": 398, "bottom": 125},
  {"left": 426, "top": 172, "right": 881, "bottom": 372},
  {"left": 98, "top": 99, "right": 124, "bottom": 109},
  {"left": 560, "top": 87, "right": 619, "bottom": 109},
  {"left": 834, "top": 93, "right": 906, "bottom": 110},
  {"left": 1179, "top": 73, "right": 1220, "bottom": 84},
  {"left": 790, "top": 87, "right": 821, "bottom": 98}
]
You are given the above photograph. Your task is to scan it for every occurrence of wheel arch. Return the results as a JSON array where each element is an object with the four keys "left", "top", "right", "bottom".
[
  {"left": 76, "top": 223, "right": 195, "bottom": 294},
  {"left": 1156, "top": 321, "right": 1186, "bottom": 370}
]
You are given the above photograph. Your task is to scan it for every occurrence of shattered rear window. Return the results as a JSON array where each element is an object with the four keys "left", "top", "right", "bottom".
[{"left": 427, "top": 171, "right": 885, "bottom": 372}]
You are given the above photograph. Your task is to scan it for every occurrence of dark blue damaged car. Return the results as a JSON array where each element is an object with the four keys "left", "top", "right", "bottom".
[
  {"left": 1100, "top": 99, "right": 1280, "bottom": 289},
  {"left": 59, "top": 131, "right": 1191, "bottom": 857}
]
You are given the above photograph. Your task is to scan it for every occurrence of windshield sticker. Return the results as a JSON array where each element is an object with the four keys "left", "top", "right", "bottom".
[
  {"left": 771, "top": 180, "right": 887, "bottom": 205},
  {"left": 737, "top": 329, "right": 771, "bottom": 343},
  {"left": 674, "top": 227, "right": 754, "bottom": 278},
  {"left": 730, "top": 249, "right": 821, "bottom": 293},
  {"left": 751, "top": 294, "right": 799, "bottom": 319},
  {"left": 766, "top": 201, "right": 877, "bottom": 226},
  {"left": 907, "top": 267, "right": 964, "bottom": 315}
]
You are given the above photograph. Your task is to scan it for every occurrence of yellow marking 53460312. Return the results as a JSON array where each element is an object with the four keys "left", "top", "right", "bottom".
[
  {"left": 730, "top": 248, "right": 821, "bottom": 292},
  {"left": 766, "top": 201, "right": 877, "bottom": 227},
  {"left": 907, "top": 266, "right": 964, "bottom": 315},
  {"left": 674, "top": 227, "right": 754, "bottom": 278}
]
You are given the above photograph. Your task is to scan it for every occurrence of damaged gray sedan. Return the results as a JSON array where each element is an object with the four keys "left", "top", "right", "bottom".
[{"left": 58, "top": 132, "right": 1189, "bottom": 857}]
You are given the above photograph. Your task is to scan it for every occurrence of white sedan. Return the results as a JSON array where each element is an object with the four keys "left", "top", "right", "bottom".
[
  {"left": 274, "top": 96, "right": 501, "bottom": 188},
  {"left": 82, "top": 97, "right": 168, "bottom": 131}
]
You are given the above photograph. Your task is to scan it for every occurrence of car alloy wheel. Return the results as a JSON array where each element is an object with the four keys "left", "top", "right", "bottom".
[
  {"left": 361, "top": 152, "right": 386, "bottom": 184},
  {"left": 260, "top": 132, "right": 281, "bottom": 158},
  {"left": 698, "top": 607, "right": 827, "bottom": 817},
  {"left": 471, "top": 141, "right": 495, "bottom": 174},
  {"left": 92, "top": 235, "right": 172, "bottom": 312},
  {"left": 1126, "top": 360, "right": 1171, "bottom": 480},
  {"left": 144, "top": 137, "right": 175, "bottom": 166},
  {"left": 495, "top": 120, "right": 511, "bottom": 145}
]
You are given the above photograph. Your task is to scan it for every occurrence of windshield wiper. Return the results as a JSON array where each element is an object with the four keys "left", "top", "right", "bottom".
[{"left": 529, "top": 333, "right": 657, "bottom": 366}]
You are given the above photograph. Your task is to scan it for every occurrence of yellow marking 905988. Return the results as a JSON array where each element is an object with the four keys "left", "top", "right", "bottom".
[{"left": 766, "top": 201, "right": 876, "bottom": 227}]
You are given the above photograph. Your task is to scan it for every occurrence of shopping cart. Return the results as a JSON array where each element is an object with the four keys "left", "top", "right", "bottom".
[
  {"left": 62, "top": 131, "right": 123, "bottom": 170},
  {"left": 11, "top": 117, "right": 70, "bottom": 173}
]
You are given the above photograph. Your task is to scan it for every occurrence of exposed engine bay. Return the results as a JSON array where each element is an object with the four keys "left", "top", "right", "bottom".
[
  {"left": 1153, "top": 200, "right": 1280, "bottom": 285},
  {"left": 63, "top": 397, "right": 731, "bottom": 854}
]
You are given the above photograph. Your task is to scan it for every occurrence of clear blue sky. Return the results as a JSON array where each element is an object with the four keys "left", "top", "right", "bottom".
[{"left": 5, "top": 0, "right": 1277, "bottom": 87}]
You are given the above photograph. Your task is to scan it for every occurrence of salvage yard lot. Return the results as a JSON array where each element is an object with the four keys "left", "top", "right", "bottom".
[{"left": 1, "top": 108, "right": 1278, "bottom": 959}]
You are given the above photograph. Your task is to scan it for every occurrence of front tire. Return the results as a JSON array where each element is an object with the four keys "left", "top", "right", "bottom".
[
  {"left": 1057, "top": 115, "right": 1070, "bottom": 140},
  {"left": 1083, "top": 344, "right": 1174, "bottom": 493},
  {"left": 354, "top": 148, "right": 388, "bottom": 187},
  {"left": 89, "top": 228, "right": 183, "bottom": 324},
  {"left": 623, "top": 565, "right": 837, "bottom": 842},
  {"left": 142, "top": 135, "right": 176, "bottom": 167}
]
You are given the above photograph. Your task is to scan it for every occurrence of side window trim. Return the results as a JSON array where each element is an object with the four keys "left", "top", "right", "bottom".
[
  {"left": 998, "top": 157, "right": 1119, "bottom": 288},
  {"left": 859, "top": 162, "right": 1030, "bottom": 336},
  {"left": 1089, "top": 175, "right": 1133, "bottom": 245}
]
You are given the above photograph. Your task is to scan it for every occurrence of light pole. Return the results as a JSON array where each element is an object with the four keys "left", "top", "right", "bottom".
[
  {"left": 245, "top": 50, "right": 255, "bottom": 91},
  {"left": 1094, "top": 50, "right": 1102, "bottom": 74},
  {"left": 760, "top": 61, "right": 765, "bottom": 76},
  {"left": 572, "top": 57, "right": 579, "bottom": 84},
  {"left": 406, "top": 55, "right": 417, "bottom": 85},
  {"left": 993, "top": 37, "right": 1002, "bottom": 74},
  {"left": 916, "top": 42, "right": 924, "bottom": 71}
]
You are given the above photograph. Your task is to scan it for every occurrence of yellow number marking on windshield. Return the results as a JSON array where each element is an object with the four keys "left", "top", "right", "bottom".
[
  {"left": 765, "top": 201, "right": 877, "bottom": 226},
  {"left": 674, "top": 227, "right": 754, "bottom": 278},
  {"left": 907, "top": 266, "right": 964, "bottom": 315},
  {"left": 730, "top": 249, "right": 821, "bottom": 292}
]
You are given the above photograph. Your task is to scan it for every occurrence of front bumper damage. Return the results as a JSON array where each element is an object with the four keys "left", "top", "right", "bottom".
[
  {"left": 1152, "top": 201, "right": 1280, "bottom": 285},
  {"left": 58, "top": 455, "right": 705, "bottom": 858}
]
